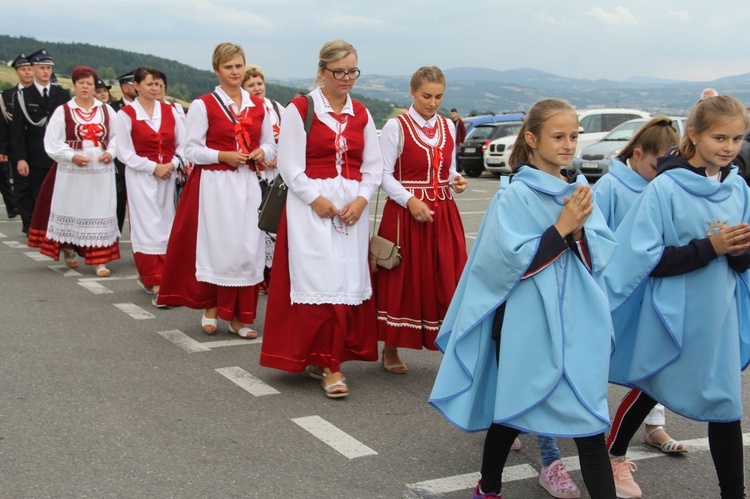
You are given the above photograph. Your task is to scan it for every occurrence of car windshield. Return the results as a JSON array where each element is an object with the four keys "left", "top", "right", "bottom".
[
  {"left": 601, "top": 120, "right": 645, "bottom": 141},
  {"left": 491, "top": 124, "right": 523, "bottom": 139},
  {"left": 466, "top": 125, "right": 498, "bottom": 141}
]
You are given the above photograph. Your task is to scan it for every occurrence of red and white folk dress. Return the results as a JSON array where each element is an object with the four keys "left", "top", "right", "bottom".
[
  {"left": 158, "top": 87, "right": 276, "bottom": 322},
  {"left": 116, "top": 99, "right": 185, "bottom": 288},
  {"left": 29, "top": 100, "right": 120, "bottom": 264},
  {"left": 375, "top": 108, "right": 467, "bottom": 350},
  {"left": 259, "top": 88, "right": 384, "bottom": 373}
]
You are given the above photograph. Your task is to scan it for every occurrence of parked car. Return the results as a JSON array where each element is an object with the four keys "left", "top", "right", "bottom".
[
  {"left": 483, "top": 134, "right": 519, "bottom": 176},
  {"left": 462, "top": 112, "right": 526, "bottom": 137},
  {"left": 458, "top": 121, "right": 524, "bottom": 177},
  {"left": 575, "top": 108, "right": 652, "bottom": 154},
  {"left": 572, "top": 117, "right": 687, "bottom": 181},
  {"left": 732, "top": 129, "right": 750, "bottom": 186}
]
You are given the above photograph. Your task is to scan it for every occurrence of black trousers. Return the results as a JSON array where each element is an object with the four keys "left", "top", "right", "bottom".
[
  {"left": 0, "top": 161, "right": 17, "bottom": 216},
  {"left": 608, "top": 390, "right": 745, "bottom": 499},
  {"left": 11, "top": 164, "right": 33, "bottom": 233},
  {"left": 479, "top": 423, "right": 616, "bottom": 498},
  {"left": 115, "top": 160, "right": 127, "bottom": 232}
]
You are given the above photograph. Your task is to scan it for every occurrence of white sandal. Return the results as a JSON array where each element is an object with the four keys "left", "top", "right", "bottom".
[
  {"left": 643, "top": 425, "right": 687, "bottom": 453},
  {"left": 95, "top": 264, "right": 110, "bottom": 277},
  {"left": 321, "top": 372, "right": 349, "bottom": 399},
  {"left": 228, "top": 324, "right": 257, "bottom": 339},
  {"left": 63, "top": 248, "right": 78, "bottom": 269},
  {"left": 201, "top": 313, "right": 218, "bottom": 335}
]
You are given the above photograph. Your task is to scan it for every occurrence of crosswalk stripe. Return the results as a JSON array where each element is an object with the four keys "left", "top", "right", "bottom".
[
  {"left": 156, "top": 329, "right": 259, "bottom": 352},
  {"left": 157, "top": 330, "right": 211, "bottom": 352},
  {"left": 3, "top": 240, "right": 26, "bottom": 248},
  {"left": 0, "top": 231, "right": 6, "bottom": 238},
  {"left": 406, "top": 433, "right": 750, "bottom": 495},
  {"left": 114, "top": 303, "right": 155, "bottom": 319},
  {"left": 78, "top": 275, "right": 138, "bottom": 282},
  {"left": 49, "top": 265, "right": 82, "bottom": 276},
  {"left": 292, "top": 415, "right": 378, "bottom": 459},
  {"left": 215, "top": 367, "right": 279, "bottom": 397},
  {"left": 78, "top": 281, "right": 112, "bottom": 294},
  {"left": 24, "top": 251, "right": 52, "bottom": 261}
]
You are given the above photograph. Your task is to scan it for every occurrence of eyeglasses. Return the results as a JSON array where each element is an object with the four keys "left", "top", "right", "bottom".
[{"left": 324, "top": 67, "right": 361, "bottom": 80}]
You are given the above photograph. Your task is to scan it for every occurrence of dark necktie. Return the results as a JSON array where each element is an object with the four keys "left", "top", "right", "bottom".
[{"left": 42, "top": 87, "right": 49, "bottom": 107}]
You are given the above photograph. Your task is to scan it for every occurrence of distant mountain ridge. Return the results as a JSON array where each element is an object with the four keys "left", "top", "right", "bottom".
[{"left": 276, "top": 66, "right": 750, "bottom": 116}]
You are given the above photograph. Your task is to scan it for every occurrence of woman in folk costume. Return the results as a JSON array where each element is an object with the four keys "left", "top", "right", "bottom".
[
  {"left": 242, "top": 64, "right": 285, "bottom": 292},
  {"left": 259, "top": 39, "right": 383, "bottom": 399},
  {"left": 28, "top": 65, "right": 120, "bottom": 277},
  {"left": 429, "top": 99, "right": 618, "bottom": 498},
  {"left": 115, "top": 66, "right": 185, "bottom": 308},
  {"left": 158, "top": 42, "right": 276, "bottom": 338},
  {"left": 603, "top": 95, "right": 750, "bottom": 499},
  {"left": 375, "top": 66, "right": 467, "bottom": 374}
]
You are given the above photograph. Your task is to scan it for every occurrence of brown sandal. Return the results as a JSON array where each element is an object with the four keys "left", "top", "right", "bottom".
[{"left": 382, "top": 348, "right": 407, "bottom": 374}]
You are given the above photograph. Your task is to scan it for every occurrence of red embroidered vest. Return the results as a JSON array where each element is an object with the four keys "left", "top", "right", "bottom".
[
  {"left": 395, "top": 113, "right": 455, "bottom": 201},
  {"left": 121, "top": 102, "right": 176, "bottom": 163},
  {"left": 197, "top": 93, "right": 266, "bottom": 171},
  {"left": 291, "top": 96, "right": 368, "bottom": 181},
  {"left": 63, "top": 103, "right": 110, "bottom": 150}
]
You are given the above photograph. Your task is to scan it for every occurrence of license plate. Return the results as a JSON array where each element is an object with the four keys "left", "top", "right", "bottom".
[
  {"left": 486, "top": 157, "right": 502, "bottom": 164},
  {"left": 581, "top": 161, "right": 599, "bottom": 171},
  {"left": 464, "top": 147, "right": 476, "bottom": 153}
]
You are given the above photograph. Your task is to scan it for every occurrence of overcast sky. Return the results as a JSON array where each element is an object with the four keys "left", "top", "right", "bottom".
[{"left": 3, "top": 1, "right": 748, "bottom": 83}]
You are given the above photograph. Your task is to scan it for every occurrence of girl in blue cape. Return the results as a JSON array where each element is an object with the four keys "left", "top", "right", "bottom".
[
  {"left": 602, "top": 95, "right": 750, "bottom": 499},
  {"left": 592, "top": 117, "right": 684, "bottom": 497},
  {"left": 429, "top": 99, "right": 618, "bottom": 499}
]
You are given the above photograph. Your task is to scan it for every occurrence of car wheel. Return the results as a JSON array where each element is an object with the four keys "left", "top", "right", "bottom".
[{"left": 464, "top": 167, "right": 482, "bottom": 178}]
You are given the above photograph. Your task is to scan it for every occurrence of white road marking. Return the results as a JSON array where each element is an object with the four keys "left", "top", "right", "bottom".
[
  {"left": 157, "top": 330, "right": 211, "bottom": 352},
  {"left": 25, "top": 251, "right": 53, "bottom": 261},
  {"left": 49, "top": 265, "right": 82, "bottom": 276},
  {"left": 4, "top": 240, "right": 26, "bottom": 248},
  {"left": 206, "top": 338, "right": 262, "bottom": 348},
  {"left": 406, "top": 433, "right": 750, "bottom": 495},
  {"left": 292, "top": 415, "right": 378, "bottom": 459},
  {"left": 114, "top": 303, "right": 155, "bottom": 320},
  {"left": 78, "top": 274, "right": 138, "bottom": 282},
  {"left": 0, "top": 231, "right": 6, "bottom": 238},
  {"left": 156, "top": 329, "right": 260, "bottom": 353},
  {"left": 78, "top": 281, "right": 113, "bottom": 294},
  {"left": 215, "top": 367, "right": 279, "bottom": 397}
]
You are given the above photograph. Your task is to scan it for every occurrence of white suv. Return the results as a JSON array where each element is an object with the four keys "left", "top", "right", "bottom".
[
  {"left": 483, "top": 135, "right": 518, "bottom": 175},
  {"left": 576, "top": 108, "right": 651, "bottom": 153},
  {"left": 484, "top": 108, "right": 652, "bottom": 175}
]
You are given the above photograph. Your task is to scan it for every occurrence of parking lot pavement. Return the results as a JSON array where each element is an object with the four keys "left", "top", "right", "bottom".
[{"left": 1, "top": 184, "right": 748, "bottom": 498}]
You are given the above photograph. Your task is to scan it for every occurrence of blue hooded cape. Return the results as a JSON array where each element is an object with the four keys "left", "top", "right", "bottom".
[
  {"left": 429, "top": 166, "right": 618, "bottom": 435},
  {"left": 592, "top": 158, "right": 649, "bottom": 231},
  {"left": 603, "top": 162, "right": 750, "bottom": 422}
]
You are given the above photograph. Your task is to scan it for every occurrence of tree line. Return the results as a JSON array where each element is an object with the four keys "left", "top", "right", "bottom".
[{"left": 0, "top": 35, "right": 395, "bottom": 127}]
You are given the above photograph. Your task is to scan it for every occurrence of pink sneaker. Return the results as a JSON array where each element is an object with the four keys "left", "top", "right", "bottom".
[
  {"left": 510, "top": 437, "right": 522, "bottom": 451},
  {"left": 610, "top": 456, "right": 642, "bottom": 498},
  {"left": 472, "top": 482, "right": 503, "bottom": 498},
  {"left": 538, "top": 459, "right": 580, "bottom": 498}
]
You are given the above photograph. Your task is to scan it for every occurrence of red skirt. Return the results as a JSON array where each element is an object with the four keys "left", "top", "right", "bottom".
[
  {"left": 374, "top": 197, "right": 467, "bottom": 350},
  {"left": 133, "top": 253, "right": 166, "bottom": 287},
  {"left": 259, "top": 209, "right": 378, "bottom": 373},
  {"left": 158, "top": 169, "right": 260, "bottom": 323},
  {"left": 27, "top": 164, "right": 120, "bottom": 265}
]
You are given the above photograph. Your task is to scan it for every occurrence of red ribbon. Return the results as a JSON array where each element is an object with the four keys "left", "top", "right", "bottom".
[
  {"left": 80, "top": 124, "right": 102, "bottom": 146},
  {"left": 234, "top": 115, "right": 255, "bottom": 155}
]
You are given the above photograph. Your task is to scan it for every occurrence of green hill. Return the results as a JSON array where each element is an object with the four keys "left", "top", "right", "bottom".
[{"left": 0, "top": 35, "right": 394, "bottom": 126}]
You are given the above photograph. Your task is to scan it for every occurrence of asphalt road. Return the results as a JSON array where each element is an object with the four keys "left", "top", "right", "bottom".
[{"left": 1, "top": 173, "right": 748, "bottom": 498}]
